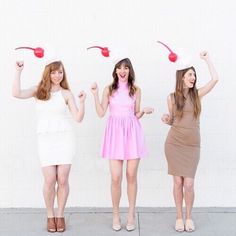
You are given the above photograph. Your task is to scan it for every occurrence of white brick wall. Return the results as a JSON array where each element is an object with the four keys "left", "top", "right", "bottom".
[{"left": 0, "top": 0, "right": 235, "bottom": 207}]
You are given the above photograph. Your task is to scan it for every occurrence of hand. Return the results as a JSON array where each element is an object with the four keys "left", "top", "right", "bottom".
[
  {"left": 78, "top": 90, "right": 86, "bottom": 102},
  {"left": 143, "top": 107, "right": 154, "bottom": 114},
  {"left": 161, "top": 114, "right": 170, "bottom": 124},
  {"left": 90, "top": 82, "right": 98, "bottom": 95},
  {"left": 200, "top": 51, "right": 209, "bottom": 61},
  {"left": 16, "top": 61, "right": 24, "bottom": 71}
]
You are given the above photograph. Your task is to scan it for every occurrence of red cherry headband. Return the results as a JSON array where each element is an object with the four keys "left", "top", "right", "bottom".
[
  {"left": 157, "top": 41, "right": 178, "bottom": 62},
  {"left": 87, "top": 46, "right": 110, "bottom": 57},
  {"left": 15, "top": 46, "right": 44, "bottom": 58}
]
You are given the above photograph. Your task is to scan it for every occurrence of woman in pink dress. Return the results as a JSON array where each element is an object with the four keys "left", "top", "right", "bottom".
[{"left": 91, "top": 58, "right": 153, "bottom": 231}]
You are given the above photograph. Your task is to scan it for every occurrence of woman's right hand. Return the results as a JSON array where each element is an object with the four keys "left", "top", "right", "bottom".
[
  {"left": 200, "top": 51, "right": 209, "bottom": 61},
  {"left": 90, "top": 82, "right": 98, "bottom": 95},
  {"left": 161, "top": 114, "right": 170, "bottom": 124},
  {"left": 15, "top": 61, "right": 24, "bottom": 72}
]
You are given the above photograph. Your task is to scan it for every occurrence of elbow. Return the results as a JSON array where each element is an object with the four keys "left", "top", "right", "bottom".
[
  {"left": 98, "top": 113, "right": 105, "bottom": 118},
  {"left": 12, "top": 91, "right": 20, "bottom": 98},
  {"left": 76, "top": 117, "right": 83, "bottom": 123},
  {"left": 76, "top": 115, "right": 84, "bottom": 123},
  {"left": 97, "top": 110, "right": 105, "bottom": 118},
  {"left": 213, "top": 74, "right": 219, "bottom": 83}
]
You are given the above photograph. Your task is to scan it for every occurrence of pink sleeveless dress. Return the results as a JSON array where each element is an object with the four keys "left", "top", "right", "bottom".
[{"left": 101, "top": 81, "right": 147, "bottom": 160}]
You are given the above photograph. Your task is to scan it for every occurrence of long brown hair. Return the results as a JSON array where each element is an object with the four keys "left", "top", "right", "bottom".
[
  {"left": 174, "top": 67, "right": 201, "bottom": 119},
  {"left": 35, "top": 61, "right": 70, "bottom": 100},
  {"left": 109, "top": 58, "right": 137, "bottom": 97}
]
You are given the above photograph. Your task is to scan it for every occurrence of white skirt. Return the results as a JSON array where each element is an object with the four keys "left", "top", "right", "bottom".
[{"left": 37, "top": 131, "right": 76, "bottom": 167}]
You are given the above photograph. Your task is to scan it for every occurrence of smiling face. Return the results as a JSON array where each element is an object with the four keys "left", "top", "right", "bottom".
[
  {"left": 50, "top": 66, "right": 64, "bottom": 85},
  {"left": 182, "top": 68, "right": 196, "bottom": 88},
  {"left": 116, "top": 63, "right": 130, "bottom": 83}
]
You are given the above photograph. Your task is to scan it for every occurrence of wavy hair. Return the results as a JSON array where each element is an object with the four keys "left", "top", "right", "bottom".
[
  {"left": 109, "top": 58, "right": 137, "bottom": 97},
  {"left": 35, "top": 61, "right": 70, "bottom": 100},
  {"left": 174, "top": 66, "right": 201, "bottom": 119}
]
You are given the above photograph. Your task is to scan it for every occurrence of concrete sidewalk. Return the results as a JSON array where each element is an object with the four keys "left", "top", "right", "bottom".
[{"left": 0, "top": 208, "right": 236, "bottom": 236}]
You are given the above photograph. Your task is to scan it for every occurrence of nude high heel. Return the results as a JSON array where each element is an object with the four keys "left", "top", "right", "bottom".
[
  {"left": 175, "top": 219, "right": 185, "bottom": 232},
  {"left": 112, "top": 212, "right": 121, "bottom": 231},
  {"left": 185, "top": 219, "right": 195, "bottom": 232}
]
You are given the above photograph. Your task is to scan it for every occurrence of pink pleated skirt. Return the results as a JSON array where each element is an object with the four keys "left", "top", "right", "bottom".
[{"left": 101, "top": 116, "right": 147, "bottom": 160}]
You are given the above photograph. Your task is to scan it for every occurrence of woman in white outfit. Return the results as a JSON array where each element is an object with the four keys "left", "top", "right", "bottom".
[{"left": 12, "top": 60, "right": 86, "bottom": 233}]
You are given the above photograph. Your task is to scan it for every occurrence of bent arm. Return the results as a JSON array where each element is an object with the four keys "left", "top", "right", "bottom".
[
  {"left": 135, "top": 88, "right": 144, "bottom": 119},
  {"left": 64, "top": 90, "right": 86, "bottom": 123},
  {"left": 93, "top": 87, "right": 109, "bottom": 118},
  {"left": 12, "top": 66, "right": 36, "bottom": 99},
  {"left": 135, "top": 88, "right": 154, "bottom": 119},
  {"left": 162, "top": 95, "right": 174, "bottom": 125}
]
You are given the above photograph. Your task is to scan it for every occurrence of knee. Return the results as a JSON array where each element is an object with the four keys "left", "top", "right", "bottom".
[
  {"left": 111, "top": 175, "right": 122, "bottom": 186},
  {"left": 126, "top": 172, "right": 137, "bottom": 184},
  {"left": 174, "top": 178, "right": 183, "bottom": 189},
  {"left": 57, "top": 176, "right": 69, "bottom": 187},
  {"left": 184, "top": 182, "right": 194, "bottom": 192},
  {"left": 44, "top": 177, "right": 56, "bottom": 188}
]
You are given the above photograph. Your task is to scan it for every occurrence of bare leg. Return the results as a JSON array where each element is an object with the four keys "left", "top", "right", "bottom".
[
  {"left": 173, "top": 176, "right": 184, "bottom": 219},
  {"left": 42, "top": 166, "right": 57, "bottom": 217},
  {"left": 56, "top": 164, "right": 71, "bottom": 217},
  {"left": 183, "top": 177, "right": 195, "bottom": 219},
  {"left": 109, "top": 160, "right": 123, "bottom": 230},
  {"left": 126, "top": 159, "right": 140, "bottom": 226},
  {"left": 173, "top": 176, "right": 185, "bottom": 231}
]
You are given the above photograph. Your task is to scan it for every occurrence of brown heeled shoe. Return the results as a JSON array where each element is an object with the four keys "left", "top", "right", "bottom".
[
  {"left": 56, "top": 217, "right": 66, "bottom": 232},
  {"left": 47, "top": 217, "right": 56, "bottom": 233}
]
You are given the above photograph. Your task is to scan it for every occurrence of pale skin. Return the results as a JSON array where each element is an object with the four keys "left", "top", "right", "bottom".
[
  {"left": 13, "top": 61, "right": 86, "bottom": 218},
  {"left": 161, "top": 51, "right": 218, "bottom": 223},
  {"left": 91, "top": 64, "right": 153, "bottom": 228}
]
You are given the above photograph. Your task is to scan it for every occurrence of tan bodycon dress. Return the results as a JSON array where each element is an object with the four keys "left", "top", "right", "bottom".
[{"left": 165, "top": 91, "right": 200, "bottom": 178}]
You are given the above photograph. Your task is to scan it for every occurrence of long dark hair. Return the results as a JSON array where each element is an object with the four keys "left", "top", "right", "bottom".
[
  {"left": 35, "top": 61, "right": 69, "bottom": 100},
  {"left": 174, "top": 66, "right": 201, "bottom": 119},
  {"left": 109, "top": 58, "right": 137, "bottom": 97}
]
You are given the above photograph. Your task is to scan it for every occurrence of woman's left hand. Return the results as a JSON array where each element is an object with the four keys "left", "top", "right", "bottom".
[
  {"left": 78, "top": 91, "right": 86, "bottom": 102},
  {"left": 143, "top": 107, "right": 154, "bottom": 114}
]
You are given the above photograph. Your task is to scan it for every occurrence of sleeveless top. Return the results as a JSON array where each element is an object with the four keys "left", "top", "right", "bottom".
[
  {"left": 170, "top": 90, "right": 200, "bottom": 129},
  {"left": 109, "top": 81, "right": 136, "bottom": 117},
  {"left": 35, "top": 90, "right": 72, "bottom": 134}
]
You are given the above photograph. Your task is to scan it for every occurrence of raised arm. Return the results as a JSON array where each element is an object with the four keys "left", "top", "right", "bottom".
[
  {"left": 135, "top": 87, "right": 154, "bottom": 119},
  {"left": 12, "top": 61, "right": 37, "bottom": 99},
  {"left": 198, "top": 51, "right": 219, "bottom": 98},
  {"left": 90, "top": 82, "right": 109, "bottom": 118},
  {"left": 62, "top": 90, "right": 86, "bottom": 123}
]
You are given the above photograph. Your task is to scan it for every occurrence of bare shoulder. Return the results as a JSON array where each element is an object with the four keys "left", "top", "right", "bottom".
[
  {"left": 166, "top": 93, "right": 175, "bottom": 105},
  {"left": 61, "top": 89, "right": 73, "bottom": 101},
  {"left": 167, "top": 94, "right": 172, "bottom": 100},
  {"left": 104, "top": 86, "right": 110, "bottom": 93},
  {"left": 61, "top": 89, "right": 72, "bottom": 95},
  {"left": 135, "top": 86, "right": 141, "bottom": 94},
  {"left": 103, "top": 86, "right": 110, "bottom": 96}
]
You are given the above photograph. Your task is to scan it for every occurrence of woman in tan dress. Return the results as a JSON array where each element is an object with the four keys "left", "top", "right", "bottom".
[{"left": 162, "top": 51, "right": 218, "bottom": 232}]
